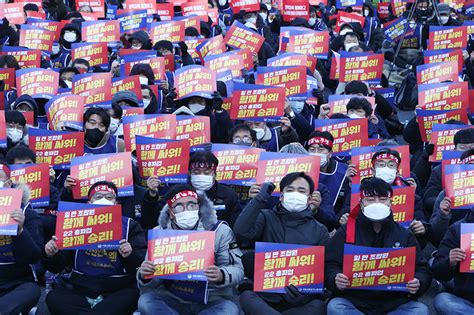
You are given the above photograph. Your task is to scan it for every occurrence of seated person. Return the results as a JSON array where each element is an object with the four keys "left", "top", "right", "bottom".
[{"left": 346, "top": 97, "right": 389, "bottom": 139}]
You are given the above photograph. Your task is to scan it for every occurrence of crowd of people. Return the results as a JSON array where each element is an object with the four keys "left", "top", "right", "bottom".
[{"left": 0, "top": 0, "right": 474, "bottom": 314}]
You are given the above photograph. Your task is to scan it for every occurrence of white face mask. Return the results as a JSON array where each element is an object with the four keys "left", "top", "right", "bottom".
[
  {"left": 139, "top": 76, "right": 149, "bottom": 85},
  {"left": 0, "top": 181, "right": 4, "bottom": 188},
  {"left": 218, "top": 0, "right": 226, "bottom": 6},
  {"left": 191, "top": 174, "right": 214, "bottom": 191},
  {"left": 310, "top": 152, "right": 328, "bottom": 166},
  {"left": 174, "top": 210, "right": 199, "bottom": 229},
  {"left": 131, "top": 44, "right": 142, "bottom": 50},
  {"left": 64, "top": 80, "right": 72, "bottom": 88},
  {"left": 375, "top": 167, "right": 397, "bottom": 184},
  {"left": 348, "top": 113, "right": 363, "bottom": 119},
  {"left": 363, "top": 9, "right": 370, "bottom": 16},
  {"left": 143, "top": 98, "right": 151, "bottom": 109},
  {"left": 246, "top": 16, "right": 257, "bottom": 25},
  {"left": 363, "top": 203, "right": 391, "bottom": 221},
  {"left": 440, "top": 16, "right": 449, "bottom": 24},
  {"left": 344, "top": 42, "right": 359, "bottom": 51},
  {"left": 63, "top": 31, "right": 77, "bottom": 43},
  {"left": 340, "top": 28, "right": 351, "bottom": 36},
  {"left": 253, "top": 127, "right": 265, "bottom": 140},
  {"left": 281, "top": 192, "right": 308, "bottom": 212},
  {"left": 7, "top": 128, "right": 23, "bottom": 143},
  {"left": 308, "top": 17, "right": 316, "bottom": 26},
  {"left": 188, "top": 103, "right": 206, "bottom": 114},
  {"left": 52, "top": 45, "right": 60, "bottom": 55},
  {"left": 109, "top": 118, "right": 120, "bottom": 134},
  {"left": 259, "top": 12, "right": 268, "bottom": 21},
  {"left": 290, "top": 101, "right": 305, "bottom": 114},
  {"left": 92, "top": 198, "right": 115, "bottom": 205}
]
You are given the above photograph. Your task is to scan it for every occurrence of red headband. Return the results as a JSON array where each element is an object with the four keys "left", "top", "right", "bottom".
[
  {"left": 307, "top": 137, "right": 333, "bottom": 149},
  {"left": 0, "top": 165, "right": 10, "bottom": 178},
  {"left": 167, "top": 190, "right": 198, "bottom": 207},
  {"left": 462, "top": 155, "right": 474, "bottom": 164},
  {"left": 190, "top": 162, "right": 217, "bottom": 171},
  {"left": 88, "top": 185, "right": 116, "bottom": 200},
  {"left": 372, "top": 153, "right": 400, "bottom": 166}
]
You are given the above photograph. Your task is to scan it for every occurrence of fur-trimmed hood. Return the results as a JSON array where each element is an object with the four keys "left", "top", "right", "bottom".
[
  {"left": 158, "top": 192, "right": 218, "bottom": 231},
  {"left": 12, "top": 183, "right": 31, "bottom": 206}
]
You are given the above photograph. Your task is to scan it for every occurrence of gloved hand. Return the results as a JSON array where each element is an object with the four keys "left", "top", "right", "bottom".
[
  {"left": 211, "top": 91, "right": 223, "bottom": 111},
  {"left": 256, "top": 182, "right": 275, "bottom": 202},
  {"left": 178, "top": 41, "right": 189, "bottom": 56},
  {"left": 282, "top": 285, "right": 313, "bottom": 305}
]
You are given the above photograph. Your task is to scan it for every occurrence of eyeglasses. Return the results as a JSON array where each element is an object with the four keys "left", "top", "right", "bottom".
[
  {"left": 93, "top": 193, "right": 116, "bottom": 200},
  {"left": 233, "top": 136, "right": 252, "bottom": 145},
  {"left": 374, "top": 160, "right": 398, "bottom": 169},
  {"left": 173, "top": 202, "right": 199, "bottom": 213}
]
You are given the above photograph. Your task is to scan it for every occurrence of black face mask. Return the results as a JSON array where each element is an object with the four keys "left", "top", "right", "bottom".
[
  {"left": 85, "top": 128, "right": 105, "bottom": 147},
  {"left": 416, "top": 8, "right": 433, "bottom": 19}
]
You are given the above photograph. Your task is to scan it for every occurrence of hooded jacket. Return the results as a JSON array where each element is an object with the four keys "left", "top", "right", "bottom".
[
  {"left": 137, "top": 193, "right": 244, "bottom": 303},
  {"left": 0, "top": 184, "right": 43, "bottom": 289},
  {"left": 325, "top": 213, "right": 432, "bottom": 313},
  {"left": 432, "top": 208, "right": 474, "bottom": 303},
  {"left": 11, "top": 95, "right": 39, "bottom": 127}
]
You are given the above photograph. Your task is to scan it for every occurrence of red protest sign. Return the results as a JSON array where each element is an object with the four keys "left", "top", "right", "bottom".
[
  {"left": 416, "top": 108, "right": 468, "bottom": 142},
  {"left": 72, "top": 42, "right": 108, "bottom": 67},
  {"left": 428, "top": 26, "right": 467, "bottom": 50},
  {"left": 281, "top": 0, "right": 309, "bottom": 22},
  {"left": 423, "top": 49, "right": 463, "bottom": 73},
  {"left": 10, "top": 164, "right": 50, "bottom": 208},
  {"left": 391, "top": 186, "right": 416, "bottom": 225},
  {"left": 0, "top": 3, "right": 25, "bottom": 24},
  {"left": 255, "top": 66, "right": 307, "bottom": 100},
  {"left": 254, "top": 242, "right": 324, "bottom": 293},
  {"left": 111, "top": 76, "right": 143, "bottom": 101},
  {"left": 350, "top": 145, "right": 410, "bottom": 185},
  {"left": 150, "top": 20, "right": 185, "bottom": 44},
  {"left": 146, "top": 230, "right": 215, "bottom": 279},
  {"left": 122, "top": 106, "right": 145, "bottom": 117},
  {"left": 418, "top": 82, "right": 468, "bottom": 111},
  {"left": 430, "top": 124, "right": 472, "bottom": 162},
  {"left": 0, "top": 69, "right": 15, "bottom": 91},
  {"left": 0, "top": 189, "right": 23, "bottom": 235},
  {"left": 184, "top": 38, "right": 206, "bottom": 60},
  {"left": 122, "top": 56, "right": 165, "bottom": 81},
  {"left": 19, "top": 26, "right": 55, "bottom": 52},
  {"left": 56, "top": 203, "right": 122, "bottom": 250},
  {"left": 444, "top": 164, "right": 474, "bottom": 209},
  {"left": 46, "top": 94, "right": 84, "bottom": 131},
  {"left": 76, "top": 0, "right": 105, "bottom": 13},
  {"left": 181, "top": 1, "right": 208, "bottom": 22},
  {"left": 29, "top": 129, "right": 84, "bottom": 170},
  {"left": 81, "top": 20, "right": 120, "bottom": 43},
  {"left": 284, "top": 30, "right": 330, "bottom": 57},
  {"left": 460, "top": 223, "right": 474, "bottom": 273},
  {"left": 70, "top": 152, "right": 134, "bottom": 199},
  {"left": 196, "top": 35, "right": 226, "bottom": 61},
  {"left": 175, "top": 116, "right": 211, "bottom": 148},
  {"left": 204, "top": 51, "right": 245, "bottom": 78},
  {"left": 180, "top": 16, "right": 201, "bottom": 34},
  {"left": 175, "top": 65, "right": 217, "bottom": 100},
  {"left": 155, "top": 3, "right": 174, "bottom": 20},
  {"left": 27, "top": 20, "right": 62, "bottom": 42},
  {"left": 124, "top": 0, "right": 156, "bottom": 14},
  {"left": 72, "top": 72, "right": 112, "bottom": 106},
  {"left": 343, "top": 245, "right": 416, "bottom": 291},
  {"left": 136, "top": 136, "right": 190, "bottom": 180},
  {"left": 314, "top": 119, "right": 369, "bottom": 155},
  {"left": 326, "top": 95, "right": 375, "bottom": 116},
  {"left": 1, "top": 49, "right": 41, "bottom": 68},
  {"left": 336, "top": 11, "right": 365, "bottom": 32},
  {"left": 339, "top": 53, "right": 384, "bottom": 83},
  {"left": 230, "top": 0, "right": 260, "bottom": 13},
  {"left": 16, "top": 68, "right": 59, "bottom": 99},
  {"left": 123, "top": 114, "right": 177, "bottom": 152},
  {"left": 224, "top": 21, "right": 265, "bottom": 54},
  {"left": 256, "top": 152, "right": 320, "bottom": 193},
  {"left": 213, "top": 144, "right": 264, "bottom": 186},
  {"left": 230, "top": 83, "right": 286, "bottom": 121},
  {"left": 268, "top": 53, "right": 317, "bottom": 73},
  {"left": 416, "top": 61, "right": 459, "bottom": 85}
]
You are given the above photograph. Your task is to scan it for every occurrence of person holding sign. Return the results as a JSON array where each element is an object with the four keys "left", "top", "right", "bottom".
[
  {"left": 325, "top": 177, "right": 431, "bottom": 314},
  {"left": 244, "top": 119, "right": 299, "bottom": 152},
  {"left": 137, "top": 184, "right": 244, "bottom": 315},
  {"left": 83, "top": 107, "right": 125, "bottom": 154},
  {"left": 234, "top": 172, "right": 329, "bottom": 314},
  {"left": 432, "top": 207, "right": 474, "bottom": 314},
  {"left": 346, "top": 97, "right": 389, "bottom": 139},
  {"left": 0, "top": 165, "right": 43, "bottom": 315},
  {"left": 44, "top": 181, "right": 146, "bottom": 315}
]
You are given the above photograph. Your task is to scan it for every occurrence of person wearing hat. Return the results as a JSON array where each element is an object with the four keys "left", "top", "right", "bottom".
[
  {"left": 137, "top": 184, "right": 244, "bottom": 315},
  {"left": 10, "top": 95, "right": 39, "bottom": 128},
  {"left": 0, "top": 163, "right": 43, "bottom": 315},
  {"left": 44, "top": 181, "right": 146, "bottom": 315},
  {"left": 431, "top": 3, "right": 461, "bottom": 26},
  {"left": 128, "top": 30, "right": 152, "bottom": 50},
  {"left": 112, "top": 91, "right": 140, "bottom": 108},
  {"left": 325, "top": 177, "right": 431, "bottom": 315}
]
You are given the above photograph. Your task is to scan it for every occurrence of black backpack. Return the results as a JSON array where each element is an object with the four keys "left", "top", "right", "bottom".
[{"left": 394, "top": 72, "right": 418, "bottom": 111}]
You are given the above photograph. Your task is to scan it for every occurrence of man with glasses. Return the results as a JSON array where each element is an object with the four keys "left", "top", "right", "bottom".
[
  {"left": 228, "top": 124, "right": 257, "bottom": 147},
  {"left": 43, "top": 181, "right": 147, "bottom": 315},
  {"left": 137, "top": 184, "right": 243, "bottom": 315}
]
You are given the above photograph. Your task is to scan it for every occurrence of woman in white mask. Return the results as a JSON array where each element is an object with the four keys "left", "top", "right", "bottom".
[
  {"left": 235, "top": 173, "right": 329, "bottom": 314},
  {"left": 187, "top": 151, "right": 242, "bottom": 227}
]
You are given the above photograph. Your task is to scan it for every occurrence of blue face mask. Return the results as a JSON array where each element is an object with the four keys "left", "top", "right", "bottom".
[{"left": 290, "top": 101, "right": 305, "bottom": 114}]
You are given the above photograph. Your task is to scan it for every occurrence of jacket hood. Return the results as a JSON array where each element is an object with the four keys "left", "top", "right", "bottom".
[
  {"left": 158, "top": 192, "right": 218, "bottom": 230},
  {"left": 12, "top": 95, "right": 38, "bottom": 125},
  {"left": 112, "top": 91, "right": 139, "bottom": 107},
  {"left": 129, "top": 64, "right": 155, "bottom": 85},
  {"left": 128, "top": 30, "right": 150, "bottom": 44}
]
